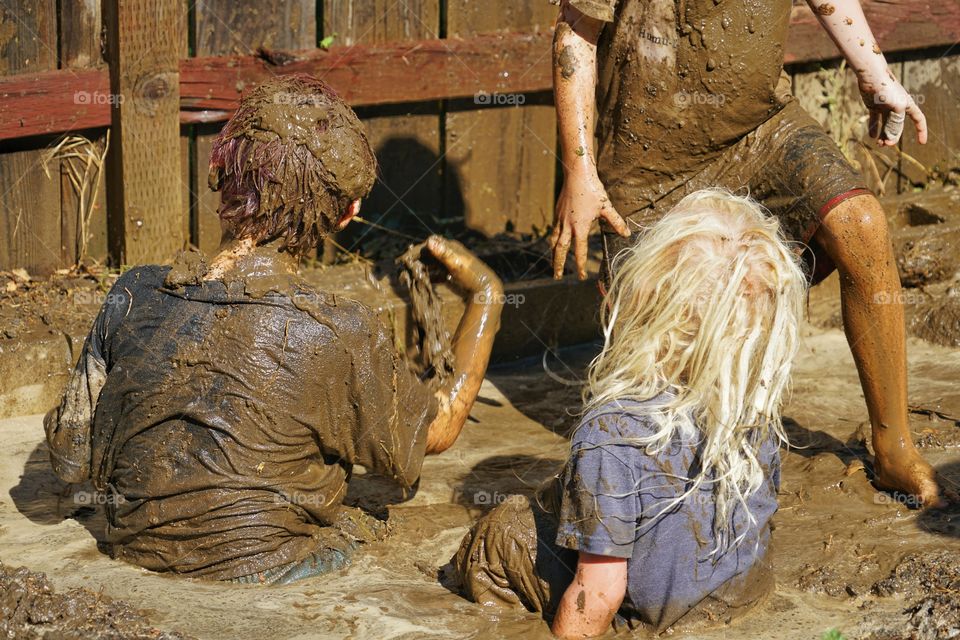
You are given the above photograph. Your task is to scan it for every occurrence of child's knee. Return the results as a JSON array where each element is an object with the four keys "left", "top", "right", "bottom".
[{"left": 819, "top": 194, "right": 892, "bottom": 262}]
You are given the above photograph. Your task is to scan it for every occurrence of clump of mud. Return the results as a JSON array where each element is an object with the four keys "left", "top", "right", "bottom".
[
  {"left": 873, "top": 550, "right": 960, "bottom": 598},
  {"left": 0, "top": 266, "right": 118, "bottom": 341},
  {"left": 396, "top": 243, "right": 455, "bottom": 383},
  {"left": 0, "top": 561, "right": 191, "bottom": 639},
  {"left": 859, "top": 550, "right": 960, "bottom": 640},
  {"left": 912, "top": 289, "right": 960, "bottom": 348}
]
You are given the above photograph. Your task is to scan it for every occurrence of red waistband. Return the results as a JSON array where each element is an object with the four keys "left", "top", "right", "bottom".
[{"left": 818, "top": 187, "right": 874, "bottom": 219}]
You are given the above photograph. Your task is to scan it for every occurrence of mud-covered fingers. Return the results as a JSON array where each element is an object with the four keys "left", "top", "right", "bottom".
[
  {"left": 573, "top": 228, "right": 589, "bottom": 280},
  {"left": 553, "top": 223, "right": 572, "bottom": 279},
  {"left": 906, "top": 100, "right": 928, "bottom": 145},
  {"left": 599, "top": 204, "right": 630, "bottom": 238},
  {"left": 426, "top": 235, "right": 470, "bottom": 276}
]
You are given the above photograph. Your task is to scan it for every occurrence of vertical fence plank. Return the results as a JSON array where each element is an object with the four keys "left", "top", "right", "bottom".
[
  {"left": 0, "top": 0, "right": 61, "bottom": 274},
  {"left": 103, "top": 0, "right": 185, "bottom": 266},
  {"left": 444, "top": 2, "right": 557, "bottom": 235},
  {"left": 901, "top": 54, "right": 960, "bottom": 188},
  {"left": 192, "top": 0, "right": 317, "bottom": 256},
  {"left": 325, "top": 0, "right": 443, "bottom": 253},
  {"left": 58, "top": 0, "right": 108, "bottom": 267}
]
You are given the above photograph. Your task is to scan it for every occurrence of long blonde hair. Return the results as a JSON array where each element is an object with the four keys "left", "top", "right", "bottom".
[{"left": 585, "top": 189, "right": 806, "bottom": 551}]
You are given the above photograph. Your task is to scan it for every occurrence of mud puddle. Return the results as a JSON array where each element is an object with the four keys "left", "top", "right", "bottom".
[{"left": 1, "top": 327, "right": 959, "bottom": 639}]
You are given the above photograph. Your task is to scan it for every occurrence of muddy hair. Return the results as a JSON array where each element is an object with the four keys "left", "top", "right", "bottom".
[
  {"left": 584, "top": 189, "right": 807, "bottom": 553},
  {"left": 208, "top": 74, "right": 377, "bottom": 257}
]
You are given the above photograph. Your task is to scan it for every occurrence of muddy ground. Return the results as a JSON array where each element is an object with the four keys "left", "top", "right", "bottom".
[{"left": 2, "top": 324, "right": 959, "bottom": 639}]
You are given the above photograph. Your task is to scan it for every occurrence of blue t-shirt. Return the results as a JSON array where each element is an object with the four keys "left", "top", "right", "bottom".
[{"left": 555, "top": 396, "right": 780, "bottom": 630}]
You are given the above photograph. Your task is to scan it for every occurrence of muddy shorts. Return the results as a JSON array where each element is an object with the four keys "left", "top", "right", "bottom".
[
  {"left": 601, "top": 100, "right": 871, "bottom": 286},
  {"left": 453, "top": 492, "right": 773, "bottom": 631}
]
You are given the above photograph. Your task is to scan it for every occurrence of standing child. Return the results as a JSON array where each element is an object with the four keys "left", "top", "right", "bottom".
[{"left": 455, "top": 190, "right": 807, "bottom": 636}]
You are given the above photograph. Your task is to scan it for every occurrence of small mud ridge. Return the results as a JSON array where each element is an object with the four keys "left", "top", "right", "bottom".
[{"left": 0, "top": 561, "right": 190, "bottom": 639}]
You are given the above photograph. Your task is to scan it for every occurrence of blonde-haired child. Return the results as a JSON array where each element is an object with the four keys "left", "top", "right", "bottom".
[{"left": 455, "top": 189, "right": 807, "bottom": 637}]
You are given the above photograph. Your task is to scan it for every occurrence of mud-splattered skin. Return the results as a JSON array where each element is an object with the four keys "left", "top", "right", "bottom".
[
  {"left": 550, "top": 7, "right": 631, "bottom": 280},
  {"left": 816, "top": 195, "right": 943, "bottom": 506},
  {"left": 419, "top": 236, "right": 504, "bottom": 455},
  {"left": 805, "top": 0, "right": 927, "bottom": 146}
]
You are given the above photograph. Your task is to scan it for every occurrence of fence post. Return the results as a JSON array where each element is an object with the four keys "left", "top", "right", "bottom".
[{"left": 104, "top": 0, "right": 185, "bottom": 266}]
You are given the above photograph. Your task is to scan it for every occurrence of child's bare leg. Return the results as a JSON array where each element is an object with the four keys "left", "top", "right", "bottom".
[{"left": 814, "top": 193, "right": 942, "bottom": 506}]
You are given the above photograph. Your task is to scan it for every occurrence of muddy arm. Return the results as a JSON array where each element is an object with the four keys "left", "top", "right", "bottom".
[
  {"left": 44, "top": 340, "right": 106, "bottom": 483},
  {"left": 550, "top": 1, "right": 629, "bottom": 280},
  {"left": 422, "top": 236, "right": 503, "bottom": 455},
  {"left": 551, "top": 552, "right": 627, "bottom": 639},
  {"left": 805, "top": 0, "right": 927, "bottom": 146}
]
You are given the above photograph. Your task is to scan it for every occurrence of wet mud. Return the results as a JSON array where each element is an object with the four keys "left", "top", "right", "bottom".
[
  {"left": 2, "top": 327, "right": 960, "bottom": 638},
  {"left": 396, "top": 243, "right": 455, "bottom": 382},
  {"left": 0, "top": 561, "right": 190, "bottom": 639}
]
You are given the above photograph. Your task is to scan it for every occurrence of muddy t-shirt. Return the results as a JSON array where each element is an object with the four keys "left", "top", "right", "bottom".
[
  {"left": 45, "top": 266, "right": 438, "bottom": 580},
  {"left": 556, "top": 0, "right": 793, "bottom": 215},
  {"left": 555, "top": 397, "right": 780, "bottom": 630}
]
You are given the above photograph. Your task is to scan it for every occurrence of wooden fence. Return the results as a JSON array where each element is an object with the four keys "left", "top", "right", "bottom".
[{"left": 1, "top": 0, "right": 959, "bottom": 273}]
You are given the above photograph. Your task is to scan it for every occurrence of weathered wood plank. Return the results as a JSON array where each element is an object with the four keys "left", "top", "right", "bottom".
[
  {"left": 325, "top": 0, "right": 442, "bottom": 254},
  {"left": 792, "top": 62, "right": 902, "bottom": 196},
  {"left": 58, "top": 0, "right": 108, "bottom": 266},
  {"left": 2, "top": 2, "right": 959, "bottom": 142},
  {"left": 0, "top": 33, "right": 553, "bottom": 140},
  {"left": 103, "top": 0, "right": 184, "bottom": 265},
  {"left": 191, "top": 0, "right": 316, "bottom": 256},
  {"left": 901, "top": 54, "right": 960, "bottom": 187},
  {"left": 0, "top": 0, "right": 61, "bottom": 274},
  {"left": 445, "top": 1, "right": 556, "bottom": 235}
]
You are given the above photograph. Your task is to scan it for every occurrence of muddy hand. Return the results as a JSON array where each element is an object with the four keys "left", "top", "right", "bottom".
[
  {"left": 874, "top": 449, "right": 950, "bottom": 509},
  {"left": 426, "top": 235, "right": 499, "bottom": 293},
  {"left": 550, "top": 173, "right": 630, "bottom": 280},
  {"left": 859, "top": 74, "right": 927, "bottom": 147}
]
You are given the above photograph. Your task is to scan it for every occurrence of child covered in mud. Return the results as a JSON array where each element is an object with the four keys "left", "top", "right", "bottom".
[
  {"left": 549, "top": 0, "right": 945, "bottom": 507},
  {"left": 455, "top": 190, "right": 806, "bottom": 636},
  {"left": 45, "top": 74, "right": 504, "bottom": 584}
]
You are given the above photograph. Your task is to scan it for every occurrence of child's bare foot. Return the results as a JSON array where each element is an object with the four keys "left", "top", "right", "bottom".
[{"left": 873, "top": 449, "right": 951, "bottom": 509}]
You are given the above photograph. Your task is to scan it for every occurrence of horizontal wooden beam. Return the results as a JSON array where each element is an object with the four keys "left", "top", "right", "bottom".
[
  {"left": 1, "top": 1, "right": 958, "bottom": 142},
  {"left": 180, "top": 31, "right": 552, "bottom": 114}
]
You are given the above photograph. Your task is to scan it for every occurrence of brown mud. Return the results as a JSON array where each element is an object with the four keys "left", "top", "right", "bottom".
[
  {"left": 4, "top": 325, "right": 960, "bottom": 639},
  {"left": 0, "top": 561, "right": 191, "bottom": 639},
  {"left": 396, "top": 243, "right": 455, "bottom": 382}
]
